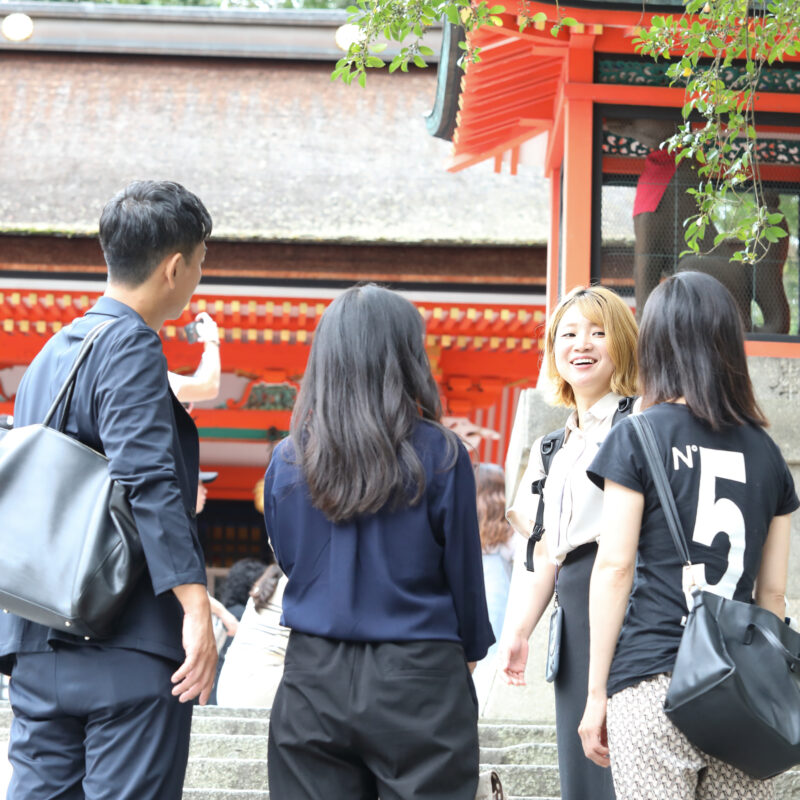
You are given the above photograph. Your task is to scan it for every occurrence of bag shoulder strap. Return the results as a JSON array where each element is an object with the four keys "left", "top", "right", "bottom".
[
  {"left": 43, "top": 319, "right": 119, "bottom": 431},
  {"left": 525, "top": 396, "right": 636, "bottom": 572},
  {"left": 525, "top": 428, "right": 566, "bottom": 571},
  {"left": 540, "top": 429, "right": 566, "bottom": 475},
  {"left": 629, "top": 414, "right": 692, "bottom": 566},
  {"left": 613, "top": 395, "right": 636, "bottom": 423}
]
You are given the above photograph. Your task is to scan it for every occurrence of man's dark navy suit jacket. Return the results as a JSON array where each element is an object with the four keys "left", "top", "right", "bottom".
[{"left": 0, "top": 296, "right": 207, "bottom": 674}]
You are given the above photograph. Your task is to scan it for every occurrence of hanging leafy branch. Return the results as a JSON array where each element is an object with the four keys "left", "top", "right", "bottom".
[
  {"left": 330, "top": 1, "right": 581, "bottom": 85},
  {"left": 635, "top": 0, "right": 800, "bottom": 263},
  {"left": 331, "top": 0, "right": 503, "bottom": 86}
]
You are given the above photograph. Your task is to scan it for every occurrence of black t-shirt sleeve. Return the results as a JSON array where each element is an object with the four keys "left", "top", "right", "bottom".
[
  {"left": 587, "top": 417, "right": 645, "bottom": 494},
  {"left": 776, "top": 451, "right": 800, "bottom": 517}
]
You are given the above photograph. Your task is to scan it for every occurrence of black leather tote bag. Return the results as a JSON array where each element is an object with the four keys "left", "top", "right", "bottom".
[
  {"left": 631, "top": 414, "right": 800, "bottom": 779},
  {"left": 0, "top": 320, "right": 144, "bottom": 639}
]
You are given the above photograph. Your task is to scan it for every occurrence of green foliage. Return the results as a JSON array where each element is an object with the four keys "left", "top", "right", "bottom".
[
  {"left": 34, "top": 0, "right": 350, "bottom": 7},
  {"left": 331, "top": 0, "right": 506, "bottom": 85},
  {"left": 635, "top": 0, "right": 800, "bottom": 264},
  {"left": 331, "top": 1, "right": 581, "bottom": 84}
]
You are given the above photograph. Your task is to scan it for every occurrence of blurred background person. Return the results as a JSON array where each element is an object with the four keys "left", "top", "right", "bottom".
[
  {"left": 471, "top": 462, "right": 516, "bottom": 710},
  {"left": 168, "top": 310, "right": 220, "bottom": 403},
  {"left": 208, "top": 557, "right": 268, "bottom": 704},
  {"left": 476, "top": 463, "right": 514, "bottom": 653},
  {"left": 216, "top": 564, "right": 288, "bottom": 708}
]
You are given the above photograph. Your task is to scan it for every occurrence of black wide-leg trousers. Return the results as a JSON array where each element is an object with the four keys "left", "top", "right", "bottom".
[{"left": 268, "top": 632, "right": 480, "bottom": 800}]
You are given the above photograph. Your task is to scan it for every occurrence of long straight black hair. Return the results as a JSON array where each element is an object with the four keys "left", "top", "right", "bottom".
[
  {"left": 638, "top": 271, "right": 767, "bottom": 430},
  {"left": 290, "top": 284, "right": 458, "bottom": 523}
]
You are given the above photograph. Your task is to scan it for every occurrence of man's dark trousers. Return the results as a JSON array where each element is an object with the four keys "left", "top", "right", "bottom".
[{"left": 7, "top": 645, "right": 192, "bottom": 800}]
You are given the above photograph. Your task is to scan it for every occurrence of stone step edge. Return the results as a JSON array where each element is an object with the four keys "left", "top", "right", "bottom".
[
  {"left": 181, "top": 792, "right": 559, "bottom": 800},
  {"left": 188, "top": 731, "right": 559, "bottom": 747},
  {"left": 182, "top": 794, "right": 560, "bottom": 800},
  {"left": 188, "top": 715, "right": 557, "bottom": 729}
]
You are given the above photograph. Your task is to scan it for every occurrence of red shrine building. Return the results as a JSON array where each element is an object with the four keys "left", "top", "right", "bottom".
[
  {"left": 2, "top": 3, "right": 798, "bottom": 564},
  {"left": 0, "top": 8, "right": 548, "bottom": 565}
]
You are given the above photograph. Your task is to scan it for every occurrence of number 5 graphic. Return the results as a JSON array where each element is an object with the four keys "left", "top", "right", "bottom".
[{"left": 687, "top": 447, "right": 746, "bottom": 600}]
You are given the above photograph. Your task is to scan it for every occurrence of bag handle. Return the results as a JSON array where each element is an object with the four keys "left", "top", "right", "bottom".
[
  {"left": 629, "top": 414, "right": 692, "bottom": 567},
  {"left": 43, "top": 319, "right": 118, "bottom": 431},
  {"left": 745, "top": 622, "right": 800, "bottom": 670}
]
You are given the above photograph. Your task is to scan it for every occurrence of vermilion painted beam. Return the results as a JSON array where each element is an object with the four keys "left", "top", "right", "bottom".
[
  {"left": 464, "top": 57, "right": 540, "bottom": 84},
  {"left": 200, "top": 465, "right": 266, "bottom": 502},
  {"left": 602, "top": 157, "right": 800, "bottom": 183},
  {"left": 460, "top": 69, "right": 561, "bottom": 106},
  {"left": 457, "top": 108, "right": 551, "bottom": 142},
  {"left": 460, "top": 98, "right": 555, "bottom": 132},
  {"left": 565, "top": 83, "right": 800, "bottom": 114},
  {"left": 455, "top": 123, "right": 549, "bottom": 159},
  {"left": 602, "top": 156, "right": 645, "bottom": 176},
  {"left": 448, "top": 125, "right": 551, "bottom": 172},
  {"left": 745, "top": 341, "right": 800, "bottom": 358},
  {"left": 546, "top": 164, "right": 562, "bottom": 316},
  {"left": 465, "top": 44, "right": 538, "bottom": 72},
  {"left": 457, "top": 99, "right": 554, "bottom": 131}
]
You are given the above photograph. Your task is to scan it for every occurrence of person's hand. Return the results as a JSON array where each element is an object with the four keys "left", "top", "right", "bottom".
[
  {"left": 499, "top": 634, "right": 529, "bottom": 686},
  {"left": 579, "top": 693, "right": 610, "bottom": 768},
  {"left": 194, "top": 311, "right": 220, "bottom": 346},
  {"left": 208, "top": 594, "right": 239, "bottom": 637},
  {"left": 171, "top": 585, "right": 218, "bottom": 704}
]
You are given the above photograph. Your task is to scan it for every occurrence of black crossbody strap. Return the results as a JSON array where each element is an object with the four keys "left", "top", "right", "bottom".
[
  {"left": 43, "top": 319, "right": 118, "bottom": 431},
  {"left": 630, "top": 414, "right": 692, "bottom": 567}
]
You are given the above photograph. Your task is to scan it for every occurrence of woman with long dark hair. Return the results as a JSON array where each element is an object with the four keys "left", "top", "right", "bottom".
[
  {"left": 580, "top": 272, "right": 798, "bottom": 799},
  {"left": 263, "top": 284, "right": 494, "bottom": 800}
]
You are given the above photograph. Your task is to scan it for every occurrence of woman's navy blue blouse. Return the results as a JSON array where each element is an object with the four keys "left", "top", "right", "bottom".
[{"left": 262, "top": 421, "right": 495, "bottom": 663}]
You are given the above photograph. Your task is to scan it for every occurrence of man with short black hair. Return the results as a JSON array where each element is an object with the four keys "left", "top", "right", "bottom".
[{"left": 0, "top": 180, "right": 217, "bottom": 800}]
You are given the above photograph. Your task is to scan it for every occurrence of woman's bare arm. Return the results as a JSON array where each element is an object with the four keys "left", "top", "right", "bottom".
[{"left": 754, "top": 513, "right": 791, "bottom": 619}]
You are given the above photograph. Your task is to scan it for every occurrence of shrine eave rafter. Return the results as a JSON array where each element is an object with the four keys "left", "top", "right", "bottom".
[{"left": 434, "top": 5, "right": 800, "bottom": 175}]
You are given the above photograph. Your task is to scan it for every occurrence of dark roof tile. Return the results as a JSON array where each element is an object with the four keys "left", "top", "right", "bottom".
[{"left": 0, "top": 53, "right": 548, "bottom": 244}]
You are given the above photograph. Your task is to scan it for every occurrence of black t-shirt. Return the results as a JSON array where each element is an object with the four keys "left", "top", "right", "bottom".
[{"left": 588, "top": 402, "right": 799, "bottom": 697}]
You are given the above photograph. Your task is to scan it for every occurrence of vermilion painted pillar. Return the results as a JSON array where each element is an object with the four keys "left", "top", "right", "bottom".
[
  {"left": 558, "top": 34, "right": 596, "bottom": 302},
  {"left": 546, "top": 164, "right": 561, "bottom": 316}
]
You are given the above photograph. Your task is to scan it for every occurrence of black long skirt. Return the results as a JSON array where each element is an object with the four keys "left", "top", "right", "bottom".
[{"left": 553, "top": 542, "right": 617, "bottom": 800}]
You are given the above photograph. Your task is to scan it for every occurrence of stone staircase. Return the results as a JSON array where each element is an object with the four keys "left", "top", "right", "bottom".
[
  {"left": 3, "top": 702, "right": 800, "bottom": 799},
  {"left": 182, "top": 707, "right": 560, "bottom": 800}
]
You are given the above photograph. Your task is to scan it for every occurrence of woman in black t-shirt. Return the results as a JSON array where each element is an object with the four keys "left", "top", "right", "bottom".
[{"left": 579, "top": 271, "right": 799, "bottom": 800}]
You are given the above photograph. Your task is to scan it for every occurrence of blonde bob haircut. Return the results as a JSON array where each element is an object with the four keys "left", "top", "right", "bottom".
[{"left": 545, "top": 285, "right": 639, "bottom": 408}]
